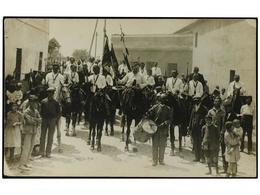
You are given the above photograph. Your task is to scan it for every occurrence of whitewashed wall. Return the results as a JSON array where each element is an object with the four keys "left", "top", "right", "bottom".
[{"left": 4, "top": 19, "right": 49, "bottom": 79}]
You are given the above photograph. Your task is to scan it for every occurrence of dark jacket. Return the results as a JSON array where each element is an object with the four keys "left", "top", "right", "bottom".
[
  {"left": 189, "top": 104, "right": 208, "bottom": 136},
  {"left": 147, "top": 103, "right": 172, "bottom": 134},
  {"left": 40, "top": 97, "right": 60, "bottom": 119}
]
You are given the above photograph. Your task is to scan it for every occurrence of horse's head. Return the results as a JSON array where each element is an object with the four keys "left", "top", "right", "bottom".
[{"left": 60, "top": 86, "right": 71, "bottom": 103}]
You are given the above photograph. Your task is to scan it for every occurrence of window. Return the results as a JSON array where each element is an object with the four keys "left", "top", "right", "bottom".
[
  {"left": 167, "top": 63, "right": 178, "bottom": 77},
  {"left": 195, "top": 32, "right": 198, "bottom": 48}
]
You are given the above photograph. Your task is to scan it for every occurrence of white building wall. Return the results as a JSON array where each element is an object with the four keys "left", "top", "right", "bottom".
[
  {"left": 191, "top": 20, "right": 256, "bottom": 99},
  {"left": 4, "top": 18, "right": 49, "bottom": 79}
]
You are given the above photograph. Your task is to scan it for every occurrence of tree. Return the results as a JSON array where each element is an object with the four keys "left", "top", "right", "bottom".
[
  {"left": 72, "top": 49, "right": 90, "bottom": 61},
  {"left": 47, "top": 38, "right": 61, "bottom": 68},
  {"left": 48, "top": 38, "right": 61, "bottom": 54}
]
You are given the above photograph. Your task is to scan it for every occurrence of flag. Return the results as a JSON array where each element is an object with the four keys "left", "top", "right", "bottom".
[
  {"left": 123, "top": 53, "right": 131, "bottom": 71},
  {"left": 102, "top": 35, "right": 111, "bottom": 67},
  {"left": 110, "top": 44, "right": 119, "bottom": 76}
]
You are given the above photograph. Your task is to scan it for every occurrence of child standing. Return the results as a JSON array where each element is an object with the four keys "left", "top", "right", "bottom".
[
  {"left": 4, "top": 103, "right": 23, "bottom": 164},
  {"left": 224, "top": 121, "right": 242, "bottom": 177},
  {"left": 19, "top": 95, "right": 41, "bottom": 171},
  {"left": 14, "top": 82, "right": 23, "bottom": 105},
  {"left": 202, "top": 114, "right": 220, "bottom": 175}
]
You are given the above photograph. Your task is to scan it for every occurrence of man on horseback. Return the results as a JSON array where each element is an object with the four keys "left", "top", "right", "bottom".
[
  {"left": 166, "top": 69, "right": 184, "bottom": 155},
  {"left": 45, "top": 63, "right": 64, "bottom": 153},
  {"left": 87, "top": 65, "right": 107, "bottom": 151},
  {"left": 227, "top": 75, "right": 246, "bottom": 98},
  {"left": 118, "top": 64, "right": 148, "bottom": 151}
]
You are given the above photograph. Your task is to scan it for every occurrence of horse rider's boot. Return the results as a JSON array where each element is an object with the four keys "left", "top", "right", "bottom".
[{"left": 72, "top": 127, "right": 77, "bottom": 136}]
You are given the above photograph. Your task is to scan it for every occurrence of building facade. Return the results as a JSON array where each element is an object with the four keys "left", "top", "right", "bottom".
[
  {"left": 111, "top": 34, "right": 193, "bottom": 77},
  {"left": 4, "top": 18, "right": 49, "bottom": 80},
  {"left": 175, "top": 19, "right": 256, "bottom": 98}
]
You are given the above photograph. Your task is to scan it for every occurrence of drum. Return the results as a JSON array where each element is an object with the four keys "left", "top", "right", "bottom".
[{"left": 133, "top": 118, "right": 157, "bottom": 143}]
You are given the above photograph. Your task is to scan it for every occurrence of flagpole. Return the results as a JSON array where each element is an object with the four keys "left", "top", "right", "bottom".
[
  {"left": 89, "top": 19, "right": 98, "bottom": 57},
  {"left": 103, "top": 19, "right": 107, "bottom": 57},
  {"left": 94, "top": 31, "right": 98, "bottom": 58}
]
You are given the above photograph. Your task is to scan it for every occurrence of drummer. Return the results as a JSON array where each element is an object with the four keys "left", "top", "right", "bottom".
[{"left": 146, "top": 93, "right": 172, "bottom": 166}]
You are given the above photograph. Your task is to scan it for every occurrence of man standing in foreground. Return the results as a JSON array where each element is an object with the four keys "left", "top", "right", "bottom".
[
  {"left": 45, "top": 64, "right": 64, "bottom": 152},
  {"left": 39, "top": 87, "right": 61, "bottom": 158}
]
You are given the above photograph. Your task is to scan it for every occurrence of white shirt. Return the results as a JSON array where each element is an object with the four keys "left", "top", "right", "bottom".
[
  {"left": 87, "top": 62, "right": 94, "bottom": 74},
  {"left": 105, "top": 75, "right": 113, "bottom": 87},
  {"left": 139, "top": 68, "right": 147, "bottom": 77},
  {"left": 68, "top": 71, "right": 79, "bottom": 84},
  {"left": 64, "top": 61, "right": 72, "bottom": 75},
  {"left": 88, "top": 74, "right": 106, "bottom": 93},
  {"left": 152, "top": 66, "right": 162, "bottom": 76},
  {"left": 118, "top": 64, "right": 129, "bottom": 74},
  {"left": 146, "top": 75, "right": 155, "bottom": 86},
  {"left": 45, "top": 72, "right": 64, "bottom": 102},
  {"left": 120, "top": 72, "right": 147, "bottom": 88},
  {"left": 227, "top": 81, "right": 246, "bottom": 97},
  {"left": 240, "top": 104, "right": 254, "bottom": 116},
  {"left": 166, "top": 77, "right": 183, "bottom": 94},
  {"left": 187, "top": 80, "right": 203, "bottom": 98}
]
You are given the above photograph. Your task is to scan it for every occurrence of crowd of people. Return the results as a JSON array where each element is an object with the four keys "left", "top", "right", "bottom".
[{"left": 4, "top": 56, "right": 255, "bottom": 177}]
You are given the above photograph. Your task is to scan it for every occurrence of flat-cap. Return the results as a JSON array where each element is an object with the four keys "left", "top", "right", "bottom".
[{"left": 47, "top": 87, "right": 56, "bottom": 92}]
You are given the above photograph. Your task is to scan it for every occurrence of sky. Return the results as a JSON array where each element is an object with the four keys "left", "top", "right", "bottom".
[{"left": 49, "top": 19, "right": 193, "bottom": 58}]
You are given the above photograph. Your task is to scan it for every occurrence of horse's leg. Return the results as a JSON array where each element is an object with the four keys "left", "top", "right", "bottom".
[
  {"left": 72, "top": 112, "right": 77, "bottom": 136},
  {"left": 125, "top": 116, "right": 132, "bottom": 151},
  {"left": 97, "top": 120, "right": 104, "bottom": 152},
  {"left": 91, "top": 123, "right": 96, "bottom": 150},
  {"left": 110, "top": 111, "right": 115, "bottom": 136},
  {"left": 178, "top": 125, "right": 182, "bottom": 152},
  {"left": 121, "top": 114, "right": 125, "bottom": 142},
  {"left": 105, "top": 119, "right": 109, "bottom": 136},
  {"left": 65, "top": 113, "right": 71, "bottom": 136},
  {"left": 87, "top": 121, "right": 92, "bottom": 145}
]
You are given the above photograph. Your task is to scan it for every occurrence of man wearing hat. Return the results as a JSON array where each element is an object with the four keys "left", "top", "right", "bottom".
[
  {"left": 189, "top": 96, "right": 208, "bottom": 162},
  {"left": 67, "top": 64, "right": 79, "bottom": 86},
  {"left": 45, "top": 64, "right": 64, "bottom": 152},
  {"left": 118, "top": 64, "right": 147, "bottom": 89},
  {"left": 208, "top": 96, "right": 227, "bottom": 172},
  {"left": 227, "top": 74, "right": 246, "bottom": 97},
  {"left": 19, "top": 95, "right": 41, "bottom": 170},
  {"left": 39, "top": 87, "right": 61, "bottom": 158},
  {"left": 166, "top": 69, "right": 183, "bottom": 95},
  {"left": 187, "top": 74, "right": 204, "bottom": 98},
  {"left": 146, "top": 93, "right": 172, "bottom": 166}
]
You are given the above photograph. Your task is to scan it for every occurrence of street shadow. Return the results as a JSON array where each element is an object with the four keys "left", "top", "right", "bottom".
[
  {"left": 52, "top": 143, "right": 81, "bottom": 156},
  {"left": 98, "top": 144, "right": 125, "bottom": 162}
]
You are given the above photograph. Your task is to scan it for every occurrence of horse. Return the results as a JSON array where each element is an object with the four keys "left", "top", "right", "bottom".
[
  {"left": 60, "top": 83, "right": 84, "bottom": 136},
  {"left": 121, "top": 85, "right": 154, "bottom": 151},
  {"left": 165, "top": 92, "right": 190, "bottom": 153},
  {"left": 87, "top": 89, "right": 108, "bottom": 151},
  {"left": 104, "top": 86, "right": 121, "bottom": 136}
]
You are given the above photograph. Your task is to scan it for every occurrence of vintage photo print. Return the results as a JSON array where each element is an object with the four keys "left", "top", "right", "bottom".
[{"left": 2, "top": 18, "right": 257, "bottom": 178}]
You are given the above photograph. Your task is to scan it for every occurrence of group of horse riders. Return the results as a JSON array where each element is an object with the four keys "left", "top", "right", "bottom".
[{"left": 5, "top": 56, "right": 251, "bottom": 168}]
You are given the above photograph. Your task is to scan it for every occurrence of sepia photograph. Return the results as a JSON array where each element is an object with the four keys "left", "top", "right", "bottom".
[{"left": 2, "top": 18, "right": 257, "bottom": 178}]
